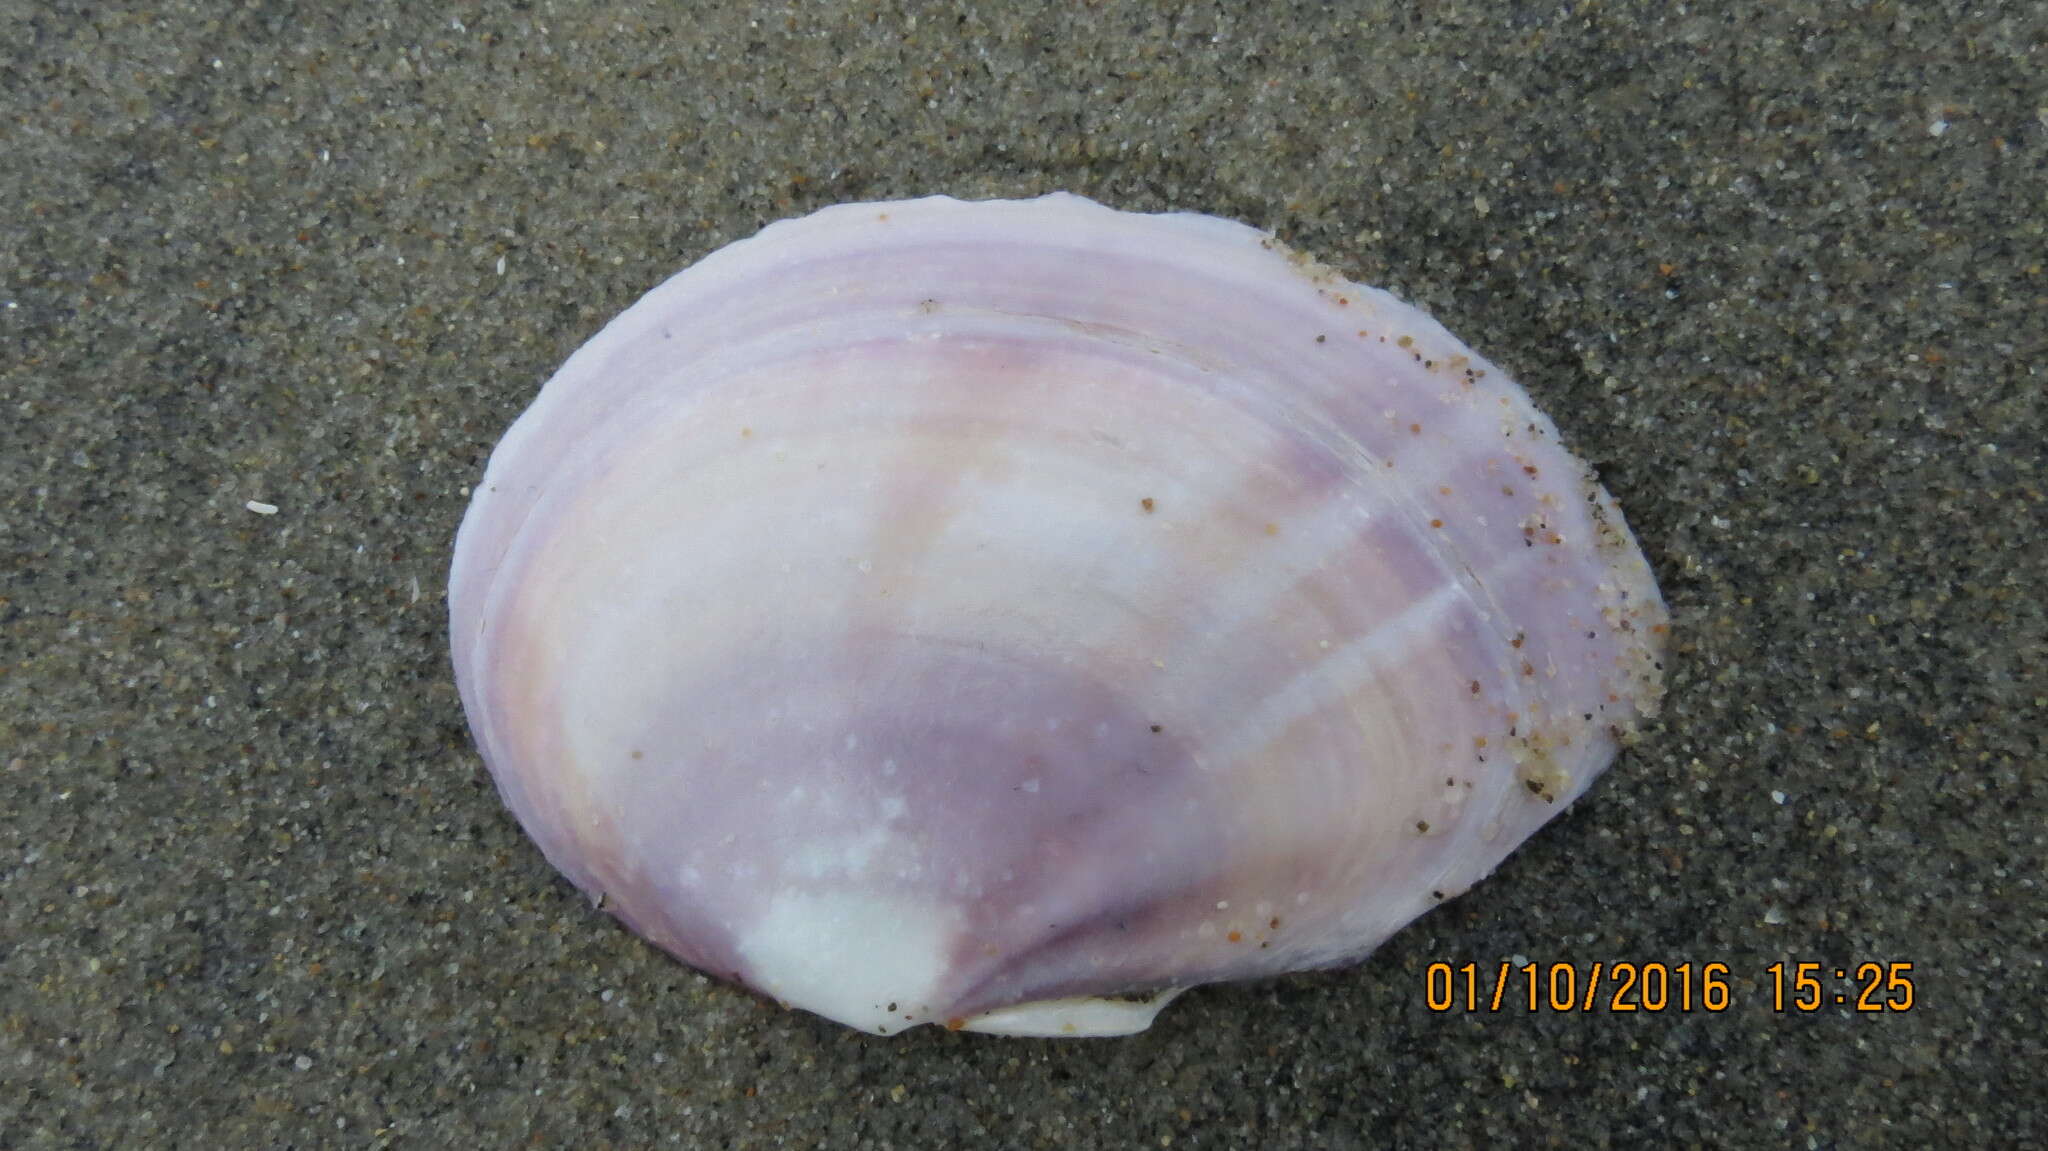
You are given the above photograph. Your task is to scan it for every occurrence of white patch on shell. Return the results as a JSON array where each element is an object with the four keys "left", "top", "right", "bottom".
[{"left": 737, "top": 890, "right": 956, "bottom": 1034}]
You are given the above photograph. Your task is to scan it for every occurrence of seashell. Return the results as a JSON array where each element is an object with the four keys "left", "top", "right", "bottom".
[{"left": 449, "top": 193, "right": 1667, "bottom": 1037}]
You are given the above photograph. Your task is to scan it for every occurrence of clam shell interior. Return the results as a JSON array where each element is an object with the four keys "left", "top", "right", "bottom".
[{"left": 449, "top": 193, "right": 1667, "bottom": 1036}]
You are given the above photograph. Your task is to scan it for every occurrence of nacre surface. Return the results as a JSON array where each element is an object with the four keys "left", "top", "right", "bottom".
[{"left": 449, "top": 193, "right": 1667, "bottom": 1036}]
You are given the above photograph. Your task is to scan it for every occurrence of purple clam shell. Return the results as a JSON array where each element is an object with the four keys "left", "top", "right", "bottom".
[{"left": 449, "top": 193, "right": 1667, "bottom": 1036}]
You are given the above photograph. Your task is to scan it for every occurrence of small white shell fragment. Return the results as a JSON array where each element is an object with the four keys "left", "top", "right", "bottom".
[
  {"left": 244, "top": 500, "right": 278, "bottom": 515},
  {"left": 448, "top": 193, "right": 1668, "bottom": 1036}
]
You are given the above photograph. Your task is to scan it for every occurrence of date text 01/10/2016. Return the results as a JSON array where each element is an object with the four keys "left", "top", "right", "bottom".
[{"left": 1423, "top": 961, "right": 1918, "bottom": 1014}]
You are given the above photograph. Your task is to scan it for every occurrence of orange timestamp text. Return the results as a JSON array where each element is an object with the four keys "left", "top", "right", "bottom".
[{"left": 1423, "top": 960, "right": 1919, "bottom": 1014}]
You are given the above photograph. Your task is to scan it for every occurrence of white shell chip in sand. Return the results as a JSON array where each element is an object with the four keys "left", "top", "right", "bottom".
[{"left": 449, "top": 193, "right": 1667, "bottom": 1036}]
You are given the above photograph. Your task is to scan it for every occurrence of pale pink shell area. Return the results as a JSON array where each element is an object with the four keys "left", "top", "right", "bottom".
[{"left": 449, "top": 193, "right": 1666, "bottom": 1036}]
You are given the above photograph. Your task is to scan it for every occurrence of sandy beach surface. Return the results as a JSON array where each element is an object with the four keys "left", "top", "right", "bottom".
[{"left": 4, "top": 2, "right": 2040, "bottom": 1146}]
